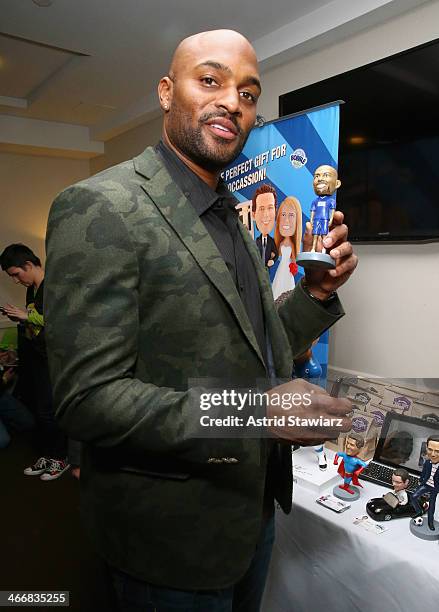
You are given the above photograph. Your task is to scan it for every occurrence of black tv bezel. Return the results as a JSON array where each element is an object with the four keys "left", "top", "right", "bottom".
[{"left": 278, "top": 37, "right": 439, "bottom": 244}]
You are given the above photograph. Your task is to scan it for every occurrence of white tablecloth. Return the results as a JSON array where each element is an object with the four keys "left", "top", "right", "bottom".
[{"left": 262, "top": 478, "right": 439, "bottom": 612}]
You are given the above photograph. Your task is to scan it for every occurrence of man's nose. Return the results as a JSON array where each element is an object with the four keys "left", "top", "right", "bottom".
[{"left": 216, "top": 86, "right": 241, "bottom": 115}]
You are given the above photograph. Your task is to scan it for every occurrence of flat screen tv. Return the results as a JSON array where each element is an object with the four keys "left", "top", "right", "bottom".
[{"left": 279, "top": 38, "right": 439, "bottom": 243}]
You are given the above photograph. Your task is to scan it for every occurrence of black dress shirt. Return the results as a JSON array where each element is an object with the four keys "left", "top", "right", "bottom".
[
  {"left": 156, "top": 141, "right": 287, "bottom": 522},
  {"left": 156, "top": 140, "right": 267, "bottom": 366}
]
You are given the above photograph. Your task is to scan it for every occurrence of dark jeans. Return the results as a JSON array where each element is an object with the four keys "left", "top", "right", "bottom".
[
  {"left": 0, "top": 393, "right": 35, "bottom": 448},
  {"left": 110, "top": 516, "right": 275, "bottom": 612},
  {"left": 68, "top": 439, "right": 82, "bottom": 466},
  {"left": 26, "top": 347, "right": 67, "bottom": 459},
  {"left": 412, "top": 484, "right": 438, "bottom": 524}
]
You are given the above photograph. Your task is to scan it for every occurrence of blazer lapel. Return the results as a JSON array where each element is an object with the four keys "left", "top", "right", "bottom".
[{"left": 133, "top": 147, "right": 265, "bottom": 367}]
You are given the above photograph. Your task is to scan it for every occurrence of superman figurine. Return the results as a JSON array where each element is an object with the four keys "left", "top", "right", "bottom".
[{"left": 333, "top": 433, "right": 367, "bottom": 499}]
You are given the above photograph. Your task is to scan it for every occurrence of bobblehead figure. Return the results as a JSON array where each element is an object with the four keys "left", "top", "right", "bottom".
[
  {"left": 296, "top": 165, "right": 341, "bottom": 270},
  {"left": 333, "top": 433, "right": 367, "bottom": 501},
  {"left": 410, "top": 435, "right": 439, "bottom": 539}
]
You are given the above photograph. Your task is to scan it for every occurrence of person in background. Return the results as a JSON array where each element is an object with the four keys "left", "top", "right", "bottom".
[
  {"left": 0, "top": 244, "right": 69, "bottom": 479},
  {"left": 0, "top": 365, "right": 35, "bottom": 449}
]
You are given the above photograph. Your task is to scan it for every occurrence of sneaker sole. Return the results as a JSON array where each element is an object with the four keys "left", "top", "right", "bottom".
[
  {"left": 40, "top": 465, "right": 71, "bottom": 481},
  {"left": 24, "top": 469, "right": 47, "bottom": 476}
]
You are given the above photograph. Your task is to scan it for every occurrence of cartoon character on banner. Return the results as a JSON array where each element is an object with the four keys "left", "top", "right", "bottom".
[
  {"left": 251, "top": 184, "right": 278, "bottom": 269},
  {"left": 271, "top": 196, "right": 302, "bottom": 300}
]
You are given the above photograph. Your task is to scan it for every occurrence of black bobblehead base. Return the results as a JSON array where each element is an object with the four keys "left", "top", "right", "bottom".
[{"left": 296, "top": 251, "right": 335, "bottom": 270}]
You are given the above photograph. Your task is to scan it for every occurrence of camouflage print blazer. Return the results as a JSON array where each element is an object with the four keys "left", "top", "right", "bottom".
[{"left": 45, "top": 147, "right": 344, "bottom": 590}]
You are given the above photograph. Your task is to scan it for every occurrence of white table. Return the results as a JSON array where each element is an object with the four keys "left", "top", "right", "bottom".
[{"left": 262, "top": 471, "right": 439, "bottom": 612}]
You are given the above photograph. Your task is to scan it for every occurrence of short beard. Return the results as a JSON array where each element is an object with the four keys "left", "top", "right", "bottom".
[{"left": 166, "top": 108, "right": 251, "bottom": 172}]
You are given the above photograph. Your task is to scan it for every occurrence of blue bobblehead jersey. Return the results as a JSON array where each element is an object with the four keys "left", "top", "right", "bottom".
[
  {"left": 338, "top": 452, "right": 367, "bottom": 473},
  {"left": 311, "top": 196, "right": 336, "bottom": 221}
]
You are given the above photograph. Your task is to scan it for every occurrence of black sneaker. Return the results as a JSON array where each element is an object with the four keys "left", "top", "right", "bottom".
[
  {"left": 40, "top": 459, "right": 71, "bottom": 481},
  {"left": 24, "top": 457, "right": 51, "bottom": 476}
]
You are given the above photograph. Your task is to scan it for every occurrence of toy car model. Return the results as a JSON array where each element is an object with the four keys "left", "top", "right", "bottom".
[{"left": 366, "top": 493, "right": 428, "bottom": 522}]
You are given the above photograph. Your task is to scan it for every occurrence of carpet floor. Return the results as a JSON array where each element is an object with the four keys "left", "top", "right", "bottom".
[{"left": 1, "top": 432, "right": 118, "bottom": 611}]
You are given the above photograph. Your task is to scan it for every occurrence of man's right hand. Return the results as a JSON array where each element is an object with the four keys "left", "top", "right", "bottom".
[
  {"left": 1, "top": 304, "right": 27, "bottom": 322},
  {"left": 266, "top": 378, "right": 352, "bottom": 443}
]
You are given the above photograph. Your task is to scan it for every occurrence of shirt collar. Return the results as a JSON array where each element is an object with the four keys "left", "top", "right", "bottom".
[{"left": 156, "top": 140, "right": 238, "bottom": 217}]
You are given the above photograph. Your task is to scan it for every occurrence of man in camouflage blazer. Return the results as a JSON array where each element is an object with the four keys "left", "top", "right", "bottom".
[{"left": 45, "top": 29, "right": 356, "bottom": 607}]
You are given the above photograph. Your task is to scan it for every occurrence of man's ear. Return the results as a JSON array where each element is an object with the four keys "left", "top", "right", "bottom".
[
  {"left": 158, "top": 76, "right": 173, "bottom": 112},
  {"left": 335, "top": 179, "right": 341, "bottom": 190},
  {"left": 23, "top": 261, "right": 33, "bottom": 271}
]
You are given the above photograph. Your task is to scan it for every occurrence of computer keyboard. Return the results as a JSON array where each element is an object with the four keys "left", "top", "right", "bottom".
[{"left": 360, "top": 462, "right": 420, "bottom": 492}]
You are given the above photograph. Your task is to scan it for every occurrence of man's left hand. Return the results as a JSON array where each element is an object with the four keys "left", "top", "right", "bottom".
[{"left": 303, "top": 210, "right": 358, "bottom": 300}]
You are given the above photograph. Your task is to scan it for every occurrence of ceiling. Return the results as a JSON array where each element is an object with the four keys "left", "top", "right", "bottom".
[{"left": 0, "top": 0, "right": 429, "bottom": 158}]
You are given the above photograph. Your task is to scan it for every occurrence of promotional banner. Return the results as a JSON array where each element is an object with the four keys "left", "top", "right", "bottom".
[{"left": 223, "top": 103, "right": 340, "bottom": 381}]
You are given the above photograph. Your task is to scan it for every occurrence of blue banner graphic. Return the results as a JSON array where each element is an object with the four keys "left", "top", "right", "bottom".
[{"left": 222, "top": 103, "right": 340, "bottom": 381}]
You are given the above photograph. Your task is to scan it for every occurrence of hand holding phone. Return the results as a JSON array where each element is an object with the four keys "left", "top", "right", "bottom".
[{"left": 0, "top": 304, "right": 26, "bottom": 322}]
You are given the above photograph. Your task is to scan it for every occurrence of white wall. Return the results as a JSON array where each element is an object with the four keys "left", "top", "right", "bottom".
[
  {"left": 90, "top": 116, "right": 162, "bottom": 175},
  {"left": 0, "top": 152, "right": 90, "bottom": 317},
  {"left": 257, "top": 0, "right": 439, "bottom": 377}
]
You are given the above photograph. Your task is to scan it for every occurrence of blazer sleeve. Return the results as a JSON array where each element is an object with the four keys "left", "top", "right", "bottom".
[
  {"left": 276, "top": 279, "right": 345, "bottom": 359},
  {"left": 44, "top": 185, "right": 256, "bottom": 464}
]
